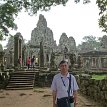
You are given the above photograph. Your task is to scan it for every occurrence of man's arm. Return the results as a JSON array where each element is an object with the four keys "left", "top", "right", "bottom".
[
  {"left": 73, "top": 90, "right": 78, "bottom": 107},
  {"left": 52, "top": 90, "right": 57, "bottom": 107}
]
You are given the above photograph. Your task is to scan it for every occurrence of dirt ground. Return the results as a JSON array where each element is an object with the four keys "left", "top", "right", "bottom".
[{"left": 0, "top": 87, "right": 100, "bottom": 107}]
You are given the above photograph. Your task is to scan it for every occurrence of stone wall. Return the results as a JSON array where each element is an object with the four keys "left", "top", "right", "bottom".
[
  {"left": 38, "top": 73, "right": 107, "bottom": 107},
  {"left": 0, "top": 72, "right": 10, "bottom": 89},
  {"left": 77, "top": 75, "right": 107, "bottom": 107},
  {"left": 35, "top": 73, "right": 55, "bottom": 87}
]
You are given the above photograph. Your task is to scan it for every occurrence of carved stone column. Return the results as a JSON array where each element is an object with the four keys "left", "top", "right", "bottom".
[{"left": 14, "top": 33, "right": 23, "bottom": 69}]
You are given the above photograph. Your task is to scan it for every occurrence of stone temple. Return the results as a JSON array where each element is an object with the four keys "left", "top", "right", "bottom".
[
  {"left": 29, "top": 14, "right": 76, "bottom": 66},
  {"left": 30, "top": 14, "right": 57, "bottom": 52},
  {"left": 58, "top": 33, "right": 76, "bottom": 53},
  {"left": 2, "top": 14, "right": 77, "bottom": 69}
]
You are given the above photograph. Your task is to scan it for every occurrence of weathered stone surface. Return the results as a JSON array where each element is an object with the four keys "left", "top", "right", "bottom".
[
  {"left": 31, "top": 14, "right": 57, "bottom": 52},
  {"left": 28, "top": 14, "right": 77, "bottom": 67},
  {"left": 78, "top": 76, "right": 107, "bottom": 107},
  {"left": 58, "top": 33, "right": 76, "bottom": 53},
  {"left": 0, "top": 44, "right": 3, "bottom": 52}
]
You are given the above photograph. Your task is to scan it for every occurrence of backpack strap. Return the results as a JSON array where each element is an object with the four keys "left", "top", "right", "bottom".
[
  {"left": 68, "top": 74, "right": 71, "bottom": 98},
  {"left": 67, "top": 74, "right": 71, "bottom": 107}
]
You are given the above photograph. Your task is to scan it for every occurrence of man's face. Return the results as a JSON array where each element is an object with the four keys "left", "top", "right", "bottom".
[{"left": 59, "top": 62, "right": 69, "bottom": 73}]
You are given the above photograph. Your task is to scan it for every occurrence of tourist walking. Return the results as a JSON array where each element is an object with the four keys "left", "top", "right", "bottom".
[
  {"left": 51, "top": 60, "right": 79, "bottom": 107},
  {"left": 27, "top": 57, "right": 31, "bottom": 69},
  {"left": 31, "top": 56, "right": 35, "bottom": 69}
]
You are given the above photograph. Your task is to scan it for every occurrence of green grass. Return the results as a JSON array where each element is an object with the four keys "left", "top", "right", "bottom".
[{"left": 91, "top": 75, "right": 107, "bottom": 80}]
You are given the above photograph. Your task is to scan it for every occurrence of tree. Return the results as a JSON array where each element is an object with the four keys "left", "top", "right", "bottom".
[
  {"left": 96, "top": 0, "right": 107, "bottom": 33},
  {"left": 0, "top": 2, "right": 18, "bottom": 40},
  {"left": 6, "top": 35, "right": 14, "bottom": 49},
  {"left": 0, "top": 0, "right": 91, "bottom": 40},
  {"left": 100, "top": 35, "right": 107, "bottom": 49},
  {"left": 77, "top": 35, "right": 101, "bottom": 51}
]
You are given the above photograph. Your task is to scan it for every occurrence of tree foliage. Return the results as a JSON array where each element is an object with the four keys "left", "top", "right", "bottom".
[
  {"left": 0, "top": 0, "right": 91, "bottom": 41},
  {"left": 0, "top": 1, "right": 18, "bottom": 40},
  {"left": 96, "top": 0, "right": 107, "bottom": 33},
  {"left": 6, "top": 35, "right": 14, "bottom": 48},
  {"left": 77, "top": 35, "right": 101, "bottom": 51},
  {"left": 2, "top": 0, "right": 107, "bottom": 43},
  {"left": 100, "top": 35, "right": 107, "bottom": 49},
  {"left": 0, "top": 0, "right": 68, "bottom": 40}
]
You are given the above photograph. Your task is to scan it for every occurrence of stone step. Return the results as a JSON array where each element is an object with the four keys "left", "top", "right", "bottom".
[
  {"left": 11, "top": 73, "right": 35, "bottom": 75},
  {"left": 6, "top": 86, "right": 33, "bottom": 90},
  {"left": 8, "top": 82, "right": 33, "bottom": 85},
  {"left": 7, "top": 83, "right": 33, "bottom": 87},
  {"left": 13, "top": 72, "right": 35, "bottom": 74},
  {"left": 6, "top": 83, "right": 34, "bottom": 89},
  {"left": 9, "top": 80, "right": 33, "bottom": 83},
  {"left": 11, "top": 75, "right": 34, "bottom": 78},
  {"left": 10, "top": 76, "right": 34, "bottom": 78},
  {"left": 6, "top": 85, "right": 33, "bottom": 90},
  {"left": 10, "top": 76, "right": 34, "bottom": 79},
  {"left": 6, "top": 71, "right": 36, "bottom": 90},
  {"left": 11, "top": 72, "right": 36, "bottom": 74},
  {"left": 9, "top": 78, "right": 34, "bottom": 81}
]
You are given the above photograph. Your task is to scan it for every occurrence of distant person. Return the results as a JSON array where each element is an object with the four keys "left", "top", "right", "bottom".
[
  {"left": 27, "top": 57, "right": 31, "bottom": 69},
  {"left": 51, "top": 60, "right": 79, "bottom": 107},
  {"left": 31, "top": 56, "right": 35, "bottom": 69}
]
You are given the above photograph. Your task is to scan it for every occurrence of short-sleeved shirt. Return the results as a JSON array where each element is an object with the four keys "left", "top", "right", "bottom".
[{"left": 51, "top": 73, "right": 79, "bottom": 99}]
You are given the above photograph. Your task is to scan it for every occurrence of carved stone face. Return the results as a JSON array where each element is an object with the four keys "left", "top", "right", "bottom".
[{"left": 37, "top": 14, "right": 47, "bottom": 28}]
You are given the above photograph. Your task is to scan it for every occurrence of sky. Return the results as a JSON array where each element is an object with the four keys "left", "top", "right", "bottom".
[{"left": 1, "top": 0, "right": 106, "bottom": 48}]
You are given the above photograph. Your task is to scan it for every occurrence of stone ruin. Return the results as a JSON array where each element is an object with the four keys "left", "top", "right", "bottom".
[
  {"left": 14, "top": 33, "right": 23, "bottom": 68},
  {"left": 3, "top": 33, "right": 24, "bottom": 69},
  {"left": 3, "top": 36, "right": 14, "bottom": 68},
  {"left": 1, "top": 14, "right": 77, "bottom": 70},
  {"left": 58, "top": 33, "right": 76, "bottom": 53},
  {"left": 0, "top": 44, "right": 4, "bottom": 71},
  {"left": 29, "top": 14, "right": 77, "bottom": 68},
  {"left": 31, "top": 14, "right": 57, "bottom": 52}
]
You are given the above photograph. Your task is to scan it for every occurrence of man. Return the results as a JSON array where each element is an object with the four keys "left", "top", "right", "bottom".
[
  {"left": 31, "top": 56, "right": 35, "bottom": 69},
  {"left": 27, "top": 57, "right": 31, "bottom": 69},
  {"left": 51, "top": 60, "right": 79, "bottom": 107}
]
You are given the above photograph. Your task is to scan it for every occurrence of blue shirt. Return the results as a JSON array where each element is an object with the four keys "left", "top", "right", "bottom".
[{"left": 51, "top": 73, "right": 79, "bottom": 99}]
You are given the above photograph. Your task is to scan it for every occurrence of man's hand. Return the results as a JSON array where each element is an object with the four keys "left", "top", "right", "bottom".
[{"left": 52, "top": 91, "right": 57, "bottom": 107}]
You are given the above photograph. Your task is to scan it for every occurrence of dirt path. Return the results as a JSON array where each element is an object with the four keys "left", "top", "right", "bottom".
[{"left": 0, "top": 88, "right": 100, "bottom": 107}]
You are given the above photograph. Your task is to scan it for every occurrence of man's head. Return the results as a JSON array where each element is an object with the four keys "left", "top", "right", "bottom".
[{"left": 59, "top": 60, "right": 69, "bottom": 75}]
